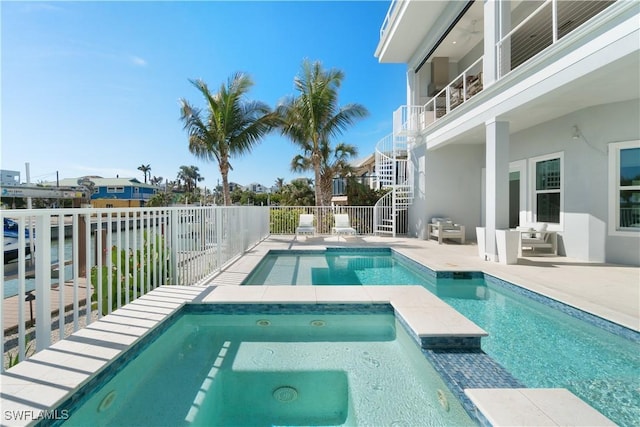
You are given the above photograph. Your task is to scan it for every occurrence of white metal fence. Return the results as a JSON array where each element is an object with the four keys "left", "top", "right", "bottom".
[{"left": 1, "top": 206, "right": 269, "bottom": 370}]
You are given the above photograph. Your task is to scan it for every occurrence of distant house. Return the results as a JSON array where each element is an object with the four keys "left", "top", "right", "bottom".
[
  {"left": 44, "top": 177, "right": 158, "bottom": 208},
  {"left": 331, "top": 154, "right": 378, "bottom": 205},
  {"left": 247, "top": 182, "right": 269, "bottom": 194},
  {"left": 228, "top": 182, "right": 244, "bottom": 192}
]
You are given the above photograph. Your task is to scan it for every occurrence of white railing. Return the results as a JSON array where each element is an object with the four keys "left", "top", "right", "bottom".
[
  {"left": 1, "top": 206, "right": 269, "bottom": 370},
  {"left": 374, "top": 190, "right": 394, "bottom": 235},
  {"left": 422, "top": 56, "right": 484, "bottom": 126},
  {"left": 374, "top": 187, "right": 409, "bottom": 237},
  {"left": 376, "top": 133, "right": 396, "bottom": 188},
  {"left": 497, "top": 0, "right": 552, "bottom": 78},
  {"left": 393, "top": 105, "right": 424, "bottom": 135},
  {"left": 497, "top": 0, "right": 616, "bottom": 78},
  {"left": 620, "top": 207, "right": 640, "bottom": 229},
  {"left": 380, "top": 0, "right": 401, "bottom": 39},
  {"left": 269, "top": 206, "right": 375, "bottom": 235}
]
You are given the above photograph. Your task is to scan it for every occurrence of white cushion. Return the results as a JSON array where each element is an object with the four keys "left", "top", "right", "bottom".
[{"left": 432, "top": 217, "right": 451, "bottom": 224}]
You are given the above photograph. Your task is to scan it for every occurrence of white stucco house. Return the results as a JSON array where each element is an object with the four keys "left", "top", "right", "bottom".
[{"left": 373, "top": 0, "right": 639, "bottom": 266}]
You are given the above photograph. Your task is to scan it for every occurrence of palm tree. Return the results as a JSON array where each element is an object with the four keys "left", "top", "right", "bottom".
[
  {"left": 281, "top": 178, "right": 315, "bottom": 206},
  {"left": 320, "top": 142, "right": 358, "bottom": 205},
  {"left": 179, "top": 74, "right": 279, "bottom": 206},
  {"left": 150, "top": 176, "right": 163, "bottom": 186},
  {"left": 277, "top": 60, "right": 368, "bottom": 206},
  {"left": 177, "top": 165, "right": 204, "bottom": 194},
  {"left": 137, "top": 164, "right": 151, "bottom": 184},
  {"left": 274, "top": 177, "right": 285, "bottom": 192}
]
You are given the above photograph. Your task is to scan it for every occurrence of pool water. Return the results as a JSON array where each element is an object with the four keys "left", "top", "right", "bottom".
[
  {"left": 242, "top": 249, "right": 432, "bottom": 286},
  {"left": 243, "top": 249, "right": 640, "bottom": 427},
  {"left": 426, "top": 278, "right": 640, "bottom": 427},
  {"left": 60, "top": 306, "right": 475, "bottom": 426}
]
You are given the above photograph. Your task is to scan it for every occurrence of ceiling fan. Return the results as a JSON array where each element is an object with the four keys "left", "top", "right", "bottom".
[
  {"left": 451, "top": 19, "right": 482, "bottom": 46},
  {"left": 460, "top": 19, "right": 482, "bottom": 38}
]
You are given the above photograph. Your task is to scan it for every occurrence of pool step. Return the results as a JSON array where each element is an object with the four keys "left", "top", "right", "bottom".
[{"left": 466, "top": 388, "right": 616, "bottom": 426}]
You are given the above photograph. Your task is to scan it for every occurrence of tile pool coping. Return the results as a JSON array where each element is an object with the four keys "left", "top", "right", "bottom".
[{"left": 0, "top": 284, "right": 615, "bottom": 427}]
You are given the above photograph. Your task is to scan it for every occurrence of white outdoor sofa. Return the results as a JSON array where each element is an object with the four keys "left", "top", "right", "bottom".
[
  {"left": 516, "top": 224, "right": 558, "bottom": 256},
  {"left": 427, "top": 218, "right": 466, "bottom": 244}
]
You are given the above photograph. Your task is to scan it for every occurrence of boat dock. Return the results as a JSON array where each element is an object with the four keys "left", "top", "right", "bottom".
[{"left": 3, "top": 277, "right": 92, "bottom": 336}]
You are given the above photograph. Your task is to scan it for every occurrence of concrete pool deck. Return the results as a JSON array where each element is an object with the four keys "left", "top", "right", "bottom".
[{"left": 1, "top": 235, "right": 634, "bottom": 426}]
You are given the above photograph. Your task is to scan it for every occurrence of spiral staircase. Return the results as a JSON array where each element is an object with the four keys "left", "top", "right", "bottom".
[{"left": 373, "top": 106, "right": 420, "bottom": 236}]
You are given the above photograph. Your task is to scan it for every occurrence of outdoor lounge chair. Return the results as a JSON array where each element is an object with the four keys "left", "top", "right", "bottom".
[
  {"left": 427, "top": 217, "right": 465, "bottom": 244},
  {"left": 295, "top": 214, "right": 316, "bottom": 238},
  {"left": 332, "top": 214, "right": 356, "bottom": 236}
]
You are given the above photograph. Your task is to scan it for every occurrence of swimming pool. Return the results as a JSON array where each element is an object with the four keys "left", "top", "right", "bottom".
[
  {"left": 244, "top": 248, "right": 640, "bottom": 426},
  {"left": 55, "top": 304, "right": 476, "bottom": 426},
  {"left": 242, "top": 248, "right": 432, "bottom": 286}
]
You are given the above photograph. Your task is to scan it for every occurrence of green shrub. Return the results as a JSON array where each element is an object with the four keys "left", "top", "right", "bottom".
[{"left": 91, "top": 233, "right": 169, "bottom": 315}]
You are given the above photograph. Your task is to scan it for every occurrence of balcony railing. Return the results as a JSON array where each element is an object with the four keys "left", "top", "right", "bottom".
[
  {"left": 422, "top": 56, "right": 484, "bottom": 126},
  {"left": 497, "top": 0, "right": 615, "bottom": 78},
  {"left": 393, "top": 105, "right": 424, "bottom": 135},
  {"left": 413, "top": 0, "right": 615, "bottom": 130},
  {"left": 1, "top": 206, "right": 269, "bottom": 370},
  {"left": 620, "top": 207, "right": 640, "bottom": 229},
  {"left": 380, "top": 0, "right": 401, "bottom": 39}
]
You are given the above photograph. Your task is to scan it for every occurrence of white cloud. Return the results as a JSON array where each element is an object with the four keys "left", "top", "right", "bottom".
[
  {"left": 129, "top": 55, "right": 147, "bottom": 67},
  {"left": 21, "top": 3, "right": 64, "bottom": 14}
]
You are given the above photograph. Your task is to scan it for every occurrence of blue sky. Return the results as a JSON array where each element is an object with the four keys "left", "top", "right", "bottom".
[{"left": 1, "top": 1, "right": 406, "bottom": 190}]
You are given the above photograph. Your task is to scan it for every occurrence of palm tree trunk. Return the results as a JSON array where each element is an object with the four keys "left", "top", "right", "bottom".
[
  {"left": 221, "top": 161, "right": 231, "bottom": 206},
  {"left": 314, "top": 168, "right": 323, "bottom": 206}
]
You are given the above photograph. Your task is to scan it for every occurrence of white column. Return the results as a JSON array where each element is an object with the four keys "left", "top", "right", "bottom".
[
  {"left": 485, "top": 119, "right": 510, "bottom": 262},
  {"left": 483, "top": 0, "right": 511, "bottom": 85},
  {"left": 406, "top": 67, "right": 416, "bottom": 106}
]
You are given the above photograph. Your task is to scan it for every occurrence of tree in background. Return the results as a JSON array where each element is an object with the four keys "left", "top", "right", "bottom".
[
  {"left": 318, "top": 142, "right": 358, "bottom": 207},
  {"left": 274, "top": 177, "right": 285, "bottom": 192},
  {"left": 150, "top": 176, "right": 163, "bottom": 186},
  {"left": 180, "top": 74, "right": 279, "bottom": 205},
  {"left": 176, "top": 165, "right": 204, "bottom": 193},
  {"left": 137, "top": 164, "right": 151, "bottom": 184},
  {"left": 147, "top": 192, "right": 174, "bottom": 207},
  {"left": 280, "top": 178, "right": 315, "bottom": 206},
  {"left": 346, "top": 177, "right": 388, "bottom": 206},
  {"left": 277, "top": 59, "right": 368, "bottom": 206}
]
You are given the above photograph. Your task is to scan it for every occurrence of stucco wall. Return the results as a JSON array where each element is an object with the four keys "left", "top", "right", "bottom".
[
  {"left": 509, "top": 100, "right": 639, "bottom": 265},
  {"left": 409, "top": 142, "right": 484, "bottom": 241},
  {"left": 410, "top": 99, "right": 639, "bottom": 265}
]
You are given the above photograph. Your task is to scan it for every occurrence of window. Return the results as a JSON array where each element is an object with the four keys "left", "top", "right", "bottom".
[
  {"left": 533, "top": 155, "right": 562, "bottom": 224},
  {"left": 107, "top": 186, "right": 124, "bottom": 193},
  {"left": 609, "top": 141, "right": 640, "bottom": 233}
]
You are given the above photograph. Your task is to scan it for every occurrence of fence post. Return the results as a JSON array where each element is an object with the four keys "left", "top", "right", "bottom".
[
  {"left": 170, "top": 209, "right": 179, "bottom": 286},
  {"left": 216, "top": 208, "right": 223, "bottom": 269},
  {"left": 35, "top": 214, "right": 52, "bottom": 352}
]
